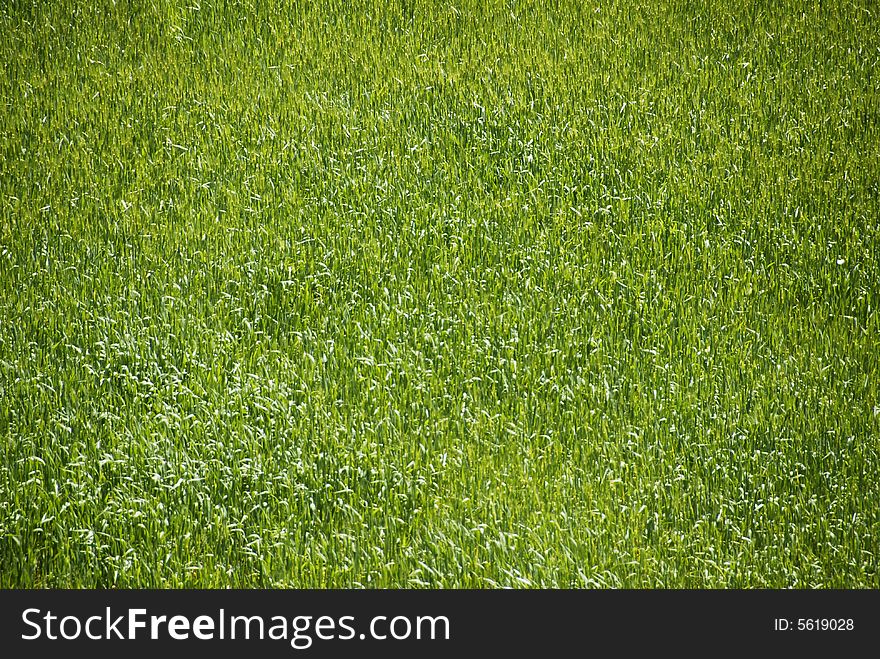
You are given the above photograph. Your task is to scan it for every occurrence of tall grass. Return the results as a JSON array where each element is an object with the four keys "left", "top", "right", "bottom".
[{"left": 1, "top": 0, "right": 878, "bottom": 587}]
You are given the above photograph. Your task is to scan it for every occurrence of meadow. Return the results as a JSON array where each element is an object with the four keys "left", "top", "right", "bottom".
[{"left": 1, "top": 0, "right": 878, "bottom": 587}]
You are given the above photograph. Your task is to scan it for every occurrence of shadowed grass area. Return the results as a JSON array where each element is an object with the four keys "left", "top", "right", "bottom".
[{"left": 1, "top": 0, "right": 878, "bottom": 587}]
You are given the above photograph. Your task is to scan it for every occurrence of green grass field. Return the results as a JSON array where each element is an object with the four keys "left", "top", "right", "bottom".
[{"left": 1, "top": 0, "right": 879, "bottom": 587}]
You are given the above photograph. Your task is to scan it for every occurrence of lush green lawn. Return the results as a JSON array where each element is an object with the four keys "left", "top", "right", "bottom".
[{"left": 1, "top": 0, "right": 878, "bottom": 587}]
